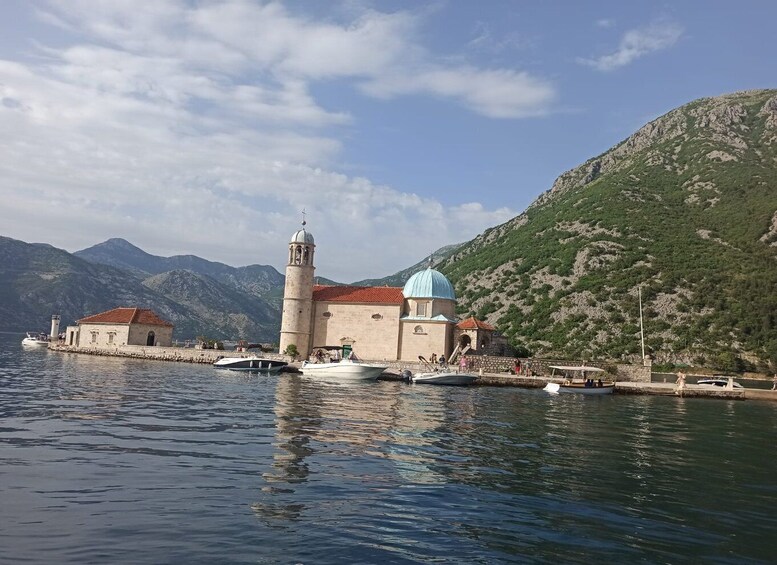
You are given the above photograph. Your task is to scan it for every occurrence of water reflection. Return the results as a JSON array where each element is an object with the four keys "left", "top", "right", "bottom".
[{"left": 3, "top": 332, "right": 777, "bottom": 564}]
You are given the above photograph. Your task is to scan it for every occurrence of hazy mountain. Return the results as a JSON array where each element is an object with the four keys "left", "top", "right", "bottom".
[
  {"left": 0, "top": 236, "right": 279, "bottom": 341},
  {"left": 351, "top": 243, "right": 465, "bottom": 287},
  {"left": 75, "top": 238, "right": 285, "bottom": 301},
  {"left": 0, "top": 236, "right": 195, "bottom": 335},
  {"left": 142, "top": 270, "right": 279, "bottom": 342},
  {"left": 441, "top": 89, "right": 777, "bottom": 370}
]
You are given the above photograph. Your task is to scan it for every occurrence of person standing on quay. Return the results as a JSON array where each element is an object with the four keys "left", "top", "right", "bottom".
[
  {"left": 459, "top": 355, "right": 467, "bottom": 373},
  {"left": 772, "top": 374, "right": 777, "bottom": 390}
]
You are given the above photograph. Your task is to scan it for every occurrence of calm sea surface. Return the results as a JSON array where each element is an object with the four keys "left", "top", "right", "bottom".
[{"left": 1, "top": 333, "right": 776, "bottom": 564}]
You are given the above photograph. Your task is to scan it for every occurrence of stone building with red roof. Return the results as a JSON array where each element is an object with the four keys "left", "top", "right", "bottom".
[
  {"left": 278, "top": 221, "right": 495, "bottom": 362},
  {"left": 65, "top": 307, "right": 174, "bottom": 348},
  {"left": 456, "top": 316, "right": 497, "bottom": 352}
]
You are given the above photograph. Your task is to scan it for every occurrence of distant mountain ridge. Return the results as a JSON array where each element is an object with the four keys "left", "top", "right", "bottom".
[
  {"left": 0, "top": 236, "right": 280, "bottom": 341},
  {"left": 75, "top": 238, "right": 284, "bottom": 299}
]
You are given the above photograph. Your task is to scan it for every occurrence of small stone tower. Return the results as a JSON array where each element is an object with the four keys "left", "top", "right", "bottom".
[
  {"left": 279, "top": 219, "right": 316, "bottom": 358},
  {"left": 50, "top": 315, "right": 61, "bottom": 340}
]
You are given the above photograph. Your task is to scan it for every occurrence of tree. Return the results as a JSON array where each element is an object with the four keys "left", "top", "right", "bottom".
[{"left": 284, "top": 344, "right": 299, "bottom": 360}]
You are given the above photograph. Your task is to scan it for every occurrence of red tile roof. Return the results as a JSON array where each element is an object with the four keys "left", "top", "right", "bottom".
[
  {"left": 78, "top": 307, "right": 173, "bottom": 327},
  {"left": 313, "top": 285, "right": 404, "bottom": 304},
  {"left": 456, "top": 316, "right": 496, "bottom": 331}
]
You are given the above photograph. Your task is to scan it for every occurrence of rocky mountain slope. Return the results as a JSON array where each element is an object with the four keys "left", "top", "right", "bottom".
[{"left": 441, "top": 89, "right": 777, "bottom": 370}]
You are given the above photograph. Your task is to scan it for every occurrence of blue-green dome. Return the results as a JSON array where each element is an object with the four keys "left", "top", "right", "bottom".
[{"left": 403, "top": 268, "right": 456, "bottom": 300}]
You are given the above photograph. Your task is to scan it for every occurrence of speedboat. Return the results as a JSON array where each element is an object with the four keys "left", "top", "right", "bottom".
[
  {"left": 544, "top": 365, "right": 615, "bottom": 395},
  {"left": 299, "top": 358, "right": 388, "bottom": 381},
  {"left": 411, "top": 371, "right": 478, "bottom": 386},
  {"left": 22, "top": 332, "right": 49, "bottom": 347},
  {"left": 697, "top": 377, "right": 743, "bottom": 389},
  {"left": 213, "top": 356, "right": 288, "bottom": 372}
]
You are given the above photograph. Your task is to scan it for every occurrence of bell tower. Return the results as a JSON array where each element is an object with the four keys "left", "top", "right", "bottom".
[{"left": 279, "top": 217, "right": 316, "bottom": 358}]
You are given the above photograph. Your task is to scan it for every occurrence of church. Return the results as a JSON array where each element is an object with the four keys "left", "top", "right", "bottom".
[{"left": 278, "top": 221, "right": 496, "bottom": 362}]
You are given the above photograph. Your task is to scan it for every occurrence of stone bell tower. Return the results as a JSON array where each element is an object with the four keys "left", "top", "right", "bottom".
[{"left": 279, "top": 218, "right": 315, "bottom": 358}]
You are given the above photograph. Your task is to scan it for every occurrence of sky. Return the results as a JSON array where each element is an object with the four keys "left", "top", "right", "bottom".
[{"left": 0, "top": 1, "right": 775, "bottom": 282}]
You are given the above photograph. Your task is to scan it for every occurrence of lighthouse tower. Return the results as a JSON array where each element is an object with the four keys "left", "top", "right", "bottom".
[{"left": 279, "top": 219, "right": 316, "bottom": 358}]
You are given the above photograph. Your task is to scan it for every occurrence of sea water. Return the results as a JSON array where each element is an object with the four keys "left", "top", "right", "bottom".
[{"left": 1, "top": 333, "right": 775, "bottom": 563}]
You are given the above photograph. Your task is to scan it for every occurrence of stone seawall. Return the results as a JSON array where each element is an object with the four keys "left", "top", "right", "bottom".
[
  {"left": 49, "top": 344, "right": 289, "bottom": 365},
  {"left": 456, "top": 355, "right": 651, "bottom": 382}
]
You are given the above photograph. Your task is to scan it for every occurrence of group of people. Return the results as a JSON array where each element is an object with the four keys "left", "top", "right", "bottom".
[
  {"left": 584, "top": 378, "right": 605, "bottom": 388},
  {"left": 428, "top": 353, "right": 473, "bottom": 373}
]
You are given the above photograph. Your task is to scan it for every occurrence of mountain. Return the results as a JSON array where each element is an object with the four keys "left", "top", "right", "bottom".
[
  {"left": 75, "top": 238, "right": 285, "bottom": 301},
  {"left": 0, "top": 236, "right": 194, "bottom": 335},
  {"left": 142, "top": 270, "right": 279, "bottom": 341},
  {"left": 0, "top": 236, "right": 279, "bottom": 341},
  {"left": 351, "top": 243, "right": 465, "bottom": 287},
  {"left": 441, "top": 89, "right": 777, "bottom": 370}
]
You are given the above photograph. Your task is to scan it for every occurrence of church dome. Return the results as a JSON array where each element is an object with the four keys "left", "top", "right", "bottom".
[
  {"left": 403, "top": 268, "right": 456, "bottom": 300},
  {"left": 290, "top": 227, "right": 314, "bottom": 244}
]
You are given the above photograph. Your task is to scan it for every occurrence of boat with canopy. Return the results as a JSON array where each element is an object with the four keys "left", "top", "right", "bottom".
[{"left": 543, "top": 365, "right": 615, "bottom": 395}]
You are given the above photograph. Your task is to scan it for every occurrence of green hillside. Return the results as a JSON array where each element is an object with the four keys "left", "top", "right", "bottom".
[{"left": 442, "top": 89, "right": 777, "bottom": 371}]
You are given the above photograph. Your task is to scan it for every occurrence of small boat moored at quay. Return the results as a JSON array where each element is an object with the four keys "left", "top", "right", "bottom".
[
  {"left": 22, "top": 332, "right": 49, "bottom": 347},
  {"left": 411, "top": 371, "right": 478, "bottom": 386},
  {"left": 299, "top": 358, "right": 388, "bottom": 381},
  {"left": 409, "top": 355, "right": 478, "bottom": 386},
  {"left": 697, "top": 376, "right": 744, "bottom": 389},
  {"left": 544, "top": 365, "right": 615, "bottom": 395},
  {"left": 300, "top": 348, "right": 387, "bottom": 381},
  {"left": 213, "top": 356, "right": 288, "bottom": 372}
]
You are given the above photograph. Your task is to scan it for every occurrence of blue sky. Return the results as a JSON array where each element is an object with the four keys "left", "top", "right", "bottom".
[{"left": 0, "top": 1, "right": 774, "bottom": 281}]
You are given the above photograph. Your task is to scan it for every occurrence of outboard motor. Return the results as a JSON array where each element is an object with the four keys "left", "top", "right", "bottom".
[{"left": 401, "top": 369, "right": 413, "bottom": 382}]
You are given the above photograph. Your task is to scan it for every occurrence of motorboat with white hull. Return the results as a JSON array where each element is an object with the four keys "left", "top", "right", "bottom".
[
  {"left": 411, "top": 371, "right": 478, "bottom": 386},
  {"left": 299, "top": 359, "right": 388, "bottom": 381},
  {"left": 213, "top": 356, "right": 288, "bottom": 372},
  {"left": 22, "top": 332, "right": 49, "bottom": 347},
  {"left": 697, "top": 377, "right": 743, "bottom": 389},
  {"left": 544, "top": 365, "right": 615, "bottom": 395}
]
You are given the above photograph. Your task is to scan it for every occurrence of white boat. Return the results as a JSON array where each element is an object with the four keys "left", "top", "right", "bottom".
[
  {"left": 299, "top": 358, "right": 388, "bottom": 381},
  {"left": 544, "top": 365, "right": 615, "bottom": 395},
  {"left": 411, "top": 371, "right": 478, "bottom": 386},
  {"left": 22, "top": 332, "right": 49, "bottom": 347},
  {"left": 697, "top": 377, "right": 743, "bottom": 389},
  {"left": 213, "top": 356, "right": 288, "bottom": 372}
]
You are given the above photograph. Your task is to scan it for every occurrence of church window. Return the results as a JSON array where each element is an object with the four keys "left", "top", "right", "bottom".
[
  {"left": 371, "top": 313, "right": 382, "bottom": 320},
  {"left": 416, "top": 302, "right": 427, "bottom": 316},
  {"left": 323, "top": 311, "right": 332, "bottom": 318},
  {"left": 294, "top": 246, "right": 302, "bottom": 265},
  {"left": 414, "top": 325, "right": 425, "bottom": 334}
]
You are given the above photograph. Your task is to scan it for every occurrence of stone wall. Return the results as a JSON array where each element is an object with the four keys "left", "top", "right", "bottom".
[
  {"left": 440, "top": 354, "right": 651, "bottom": 382},
  {"left": 50, "top": 344, "right": 288, "bottom": 365}
]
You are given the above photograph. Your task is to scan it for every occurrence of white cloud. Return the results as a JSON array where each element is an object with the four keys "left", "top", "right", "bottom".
[
  {"left": 1, "top": 1, "right": 533, "bottom": 281},
  {"left": 579, "top": 20, "right": 683, "bottom": 72},
  {"left": 596, "top": 19, "right": 616, "bottom": 29}
]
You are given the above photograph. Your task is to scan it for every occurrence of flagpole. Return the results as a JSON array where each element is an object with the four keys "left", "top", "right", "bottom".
[{"left": 639, "top": 286, "right": 646, "bottom": 362}]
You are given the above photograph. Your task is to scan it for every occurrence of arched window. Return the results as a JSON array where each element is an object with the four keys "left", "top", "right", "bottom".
[
  {"left": 303, "top": 246, "right": 309, "bottom": 265},
  {"left": 414, "top": 325, "right": 424, "bottom": 334}
]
